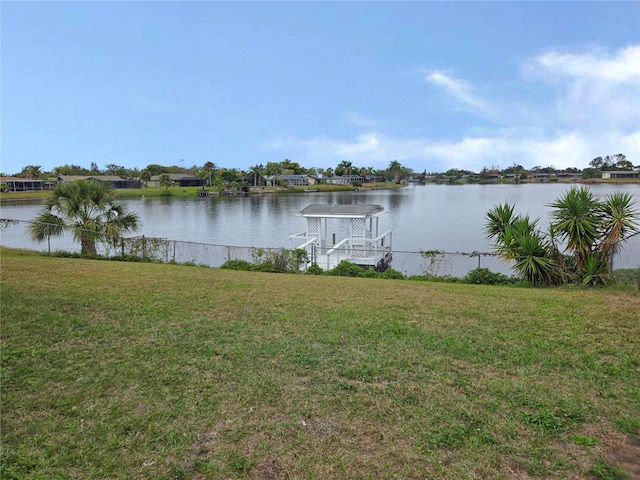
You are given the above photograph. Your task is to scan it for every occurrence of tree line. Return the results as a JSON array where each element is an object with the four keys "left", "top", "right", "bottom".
[
  {"left": 7, "top": 153, "right": 638, "bottom": 185},
  {"left": 7, "top": 159, "right": 414, "bottom": 186}
]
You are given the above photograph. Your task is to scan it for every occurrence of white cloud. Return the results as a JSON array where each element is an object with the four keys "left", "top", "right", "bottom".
[
  {"left": 425, "top": 70, "right": 492, "bottom": 115},
  {"left": 533, "top": 45, "right": 640, "bottom": 83},
  {"left": 526, "top": 45, "right": 640, "bottom": 128},
  {"left": 267, "top": 45, "right": 640, "bottom": 172},
  {"left": 267, "top": 128, "right": 639, "bottom": 173}
]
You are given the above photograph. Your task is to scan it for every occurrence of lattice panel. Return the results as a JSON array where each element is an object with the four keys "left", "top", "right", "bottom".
[
  {"left": 307, "top": 218, "right": 320, "bottom": 238},
  {"left": 351, "top": 218, "right": 365, "bottom": 238}
]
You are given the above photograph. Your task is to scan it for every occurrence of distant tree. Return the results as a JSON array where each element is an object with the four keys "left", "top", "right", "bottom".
[
  {"left": 335, "top": 160, "right": 353, "bottom": 179},
  {"left": 145, "top": 164, "right": 168, "bottom": 176},
  {"left": 53, "top": 164, "right": 90, "bottom": 176},
  {"left": 128, "top": 167, "right": 140, "bottom": 180},
  {"left": 30, "top": 180, "right": 140, "bottom": 256},
  {"left": 198, "top": 161, "right": 217, "bottom": 186},
  {"left": 139, "top": 169, "right": 151, "bottom": 187},
  {"left": 20, "top": 165, "right": 42, "bottom": 179},
  {"left": 386, "top": 160, "right": 411, "bottom": 183},
  {"left": 613, "top": 154, "right": 633, "bottom": 170},
  {"left": 325, "top": 167, "right": 334, "bottom": 181},
  {"left": 220, "top": 168, "right": 241, "bottom": 184},
  {"left": 581, "top": 168, "right": 602, "bottom": 179},
  {"left": 167, "top": 165, "right": 188, "bottom": 174},
  {"left": 159, "top": 174, "right": 172, "bottom": 191},
  {"left": 280, "top": 159, "right": 305, "bottom": 175},
  {"left": 248, "top": 164, "right": 264, "bottom": 187},
  {"left": 104, "top": 164, "right": 128, "bottom": 177},
  {"left": 90, "top": 162, "right": 100, "bottom": 173},
  {"left": 589, "top": 157, "right": 604, "bottom": 170}
]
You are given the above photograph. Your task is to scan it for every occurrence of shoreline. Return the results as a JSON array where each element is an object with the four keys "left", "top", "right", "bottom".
[{"left": 1, "top": 178, "right": 637, "bottom": 203}]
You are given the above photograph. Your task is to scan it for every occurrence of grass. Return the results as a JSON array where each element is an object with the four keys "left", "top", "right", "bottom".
[
  {"left": 0, "top": 183, "right": 387, "bottom": 202},
  {"left": 1, "top": 248, "right": 639, "bottom": 479}
]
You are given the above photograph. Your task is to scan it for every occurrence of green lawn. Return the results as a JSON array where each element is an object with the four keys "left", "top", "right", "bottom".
[
  {"left": 1, "top": 249, "right": 639, "bottom": 479},
  {"left": 0, "top": 183, "right": 376, "bottom": 202}
]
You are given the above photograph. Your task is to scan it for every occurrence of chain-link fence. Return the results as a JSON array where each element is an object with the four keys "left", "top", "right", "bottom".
[
  {"left": 2, "top": 218, "right": 638, "bottom": 282},
  {"left": 610, "top": 231, "right": 640, "bottom": 288}
]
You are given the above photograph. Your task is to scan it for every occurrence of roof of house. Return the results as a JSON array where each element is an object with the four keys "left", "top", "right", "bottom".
[
  {"left": 297, "top": 204, "right": 386, "bottom": 219},
  {"left": 1, "top": 176, "right": 47, "bottom": 182},
  {"left": 58, "top": 175, "right": 126, "bottom": 182},
  {"left": 150, "top": 174, "right": 201, "bottom": 181}
]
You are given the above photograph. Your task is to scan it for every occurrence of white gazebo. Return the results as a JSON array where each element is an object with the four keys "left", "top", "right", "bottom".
[{"left": 289, "top": 204, "right": 393, "bottom": 271}]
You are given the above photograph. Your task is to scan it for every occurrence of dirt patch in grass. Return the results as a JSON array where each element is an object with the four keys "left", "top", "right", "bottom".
[
  {"left": 253, "top": 458, "right": 289, "bottom": 480},
  {"left": 598, "top": 428, "right": 640, "bottom": 479},
  {"left": 555, "top": 420, "right": 640, "bottom": 479}
]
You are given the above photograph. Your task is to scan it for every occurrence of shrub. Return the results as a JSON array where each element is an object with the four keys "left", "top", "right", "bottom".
[
  {"left": 464, "top": 268, "right": 515, "bottom": 285},
  {"left": 327, "top": 261, "right": 365, "bottom": 277},
  {"left": 220, "top": 259, "right": 254, "bottom": 271},
  {"left": 379, "top": 268, "right": 405, "bottom": 280},
  {"left": 250, "top": 247, "right": 308, "bottom": 273},
  {"left": 306, "top": 263, "right": 324, "bottom": 275},
  {"left": 359, "top": 268, "right": 379, "bottom": 278}
]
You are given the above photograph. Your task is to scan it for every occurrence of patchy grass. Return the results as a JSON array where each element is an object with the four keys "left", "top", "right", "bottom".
[{"left": 1, "top": 248, "right": 639, "bottom": 479}]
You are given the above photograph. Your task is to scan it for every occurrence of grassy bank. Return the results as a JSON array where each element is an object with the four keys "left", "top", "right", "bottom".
[
  {"left": 0, "top": 183, "right": 395, "bottom": 202},
  {"left": 2, "top": 249, "right": 639, "bottom": 479}
]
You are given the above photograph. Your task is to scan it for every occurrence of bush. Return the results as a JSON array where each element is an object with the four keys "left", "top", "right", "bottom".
[
  {"left": 250, "top": 247, "right": 308, "bottom": 273},
  {"left": 220, "top": 259, "right": 254, "bottom": 271},
  {"left": 359, "top": 268, "right": 379, "bottom": 278},
  {"left": 464, "top": 268, "right": 516, "bottom": 285},
  {"left": 378, "top": 268, "right": 405, "bottom": 280},
  {"left": 327, "top": 261, "right": 366, "bottom": 277},
  {"left": 306, "top": 263, "right": 324, "bottom": 275}
]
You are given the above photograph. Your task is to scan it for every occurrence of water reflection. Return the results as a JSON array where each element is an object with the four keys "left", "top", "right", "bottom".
[{"left": 1, "top": 183, "right": 638, "bottom": 252}]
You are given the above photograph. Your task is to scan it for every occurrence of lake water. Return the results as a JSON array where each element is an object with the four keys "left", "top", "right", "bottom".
[{"left": 2, "top": 183, "right": 638, "bottom": 253}]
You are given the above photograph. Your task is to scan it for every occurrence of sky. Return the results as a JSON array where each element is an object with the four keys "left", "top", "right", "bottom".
[{"left": 2, "top": 1, "right": 640, "bottom": 175}]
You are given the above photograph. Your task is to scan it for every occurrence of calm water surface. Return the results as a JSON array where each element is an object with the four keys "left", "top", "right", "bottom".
[{"left": 2, "top": 183, "right": 638, "bottom": 253}]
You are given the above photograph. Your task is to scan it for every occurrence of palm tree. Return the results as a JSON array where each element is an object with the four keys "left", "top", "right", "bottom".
[
  {"left": 139, "top": 169, "right": 151, "bottom": 188},
  {"left": 548, "top": 186, "right": 603, "bottom": 271},
  {"left": 484, "top": 202, "right": 517, "bottom": 242},
  {"left": 485, "top": 204, "right": 560, "bottom": 285},
  {"left": 598, "top": 191, "right": 639, "bottom": 264},
  {"left": 487, "top": 186, "right": 639, "bottom": 286},
  {"left": 336, "top": 160, "right": 353, "bottom": 183},
  {"left": 249, "top": 164, "right": 264, "bottom": 187},
  {"left": 325, "top": 168, "right": 334, "bottom": 182},
  {"left": 21, "top": 165, "right": 42, "bottom": 180},
  {"left": 159, "top": 174, "right": 172, "bottom": 191},
  {"left": 30, "top": 180, "right": 140, "bottom": 256},
  {"left": 387, "top": 160, "right": 404, "bottom": 183}
]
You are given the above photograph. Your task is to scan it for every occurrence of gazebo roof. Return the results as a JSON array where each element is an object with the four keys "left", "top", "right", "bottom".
[{"left": 297, "top": 204, "right": 386, "bottom": 219}]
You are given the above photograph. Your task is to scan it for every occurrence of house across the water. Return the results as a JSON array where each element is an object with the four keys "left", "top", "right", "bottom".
[{"left": 289, "top": 204, "right": 392, "bottom": 271}]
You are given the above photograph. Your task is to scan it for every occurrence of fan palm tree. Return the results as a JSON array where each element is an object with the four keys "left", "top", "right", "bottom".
[
  {"left": 21, "top": 165, "right": 42, "bottom": 179},
  {"left": 30, "top": 180, "right": 140, "bottom": 256},
  {"left": 336, "top": 160, "right": 353, "bottom": 183},
  {"left": 159, "top": 174, "right": 172, "bottom": 191}
]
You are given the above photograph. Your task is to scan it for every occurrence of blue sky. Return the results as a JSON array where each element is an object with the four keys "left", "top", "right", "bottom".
[{"left": 2, "top": 1, "right": 639, "bottom": 175}]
